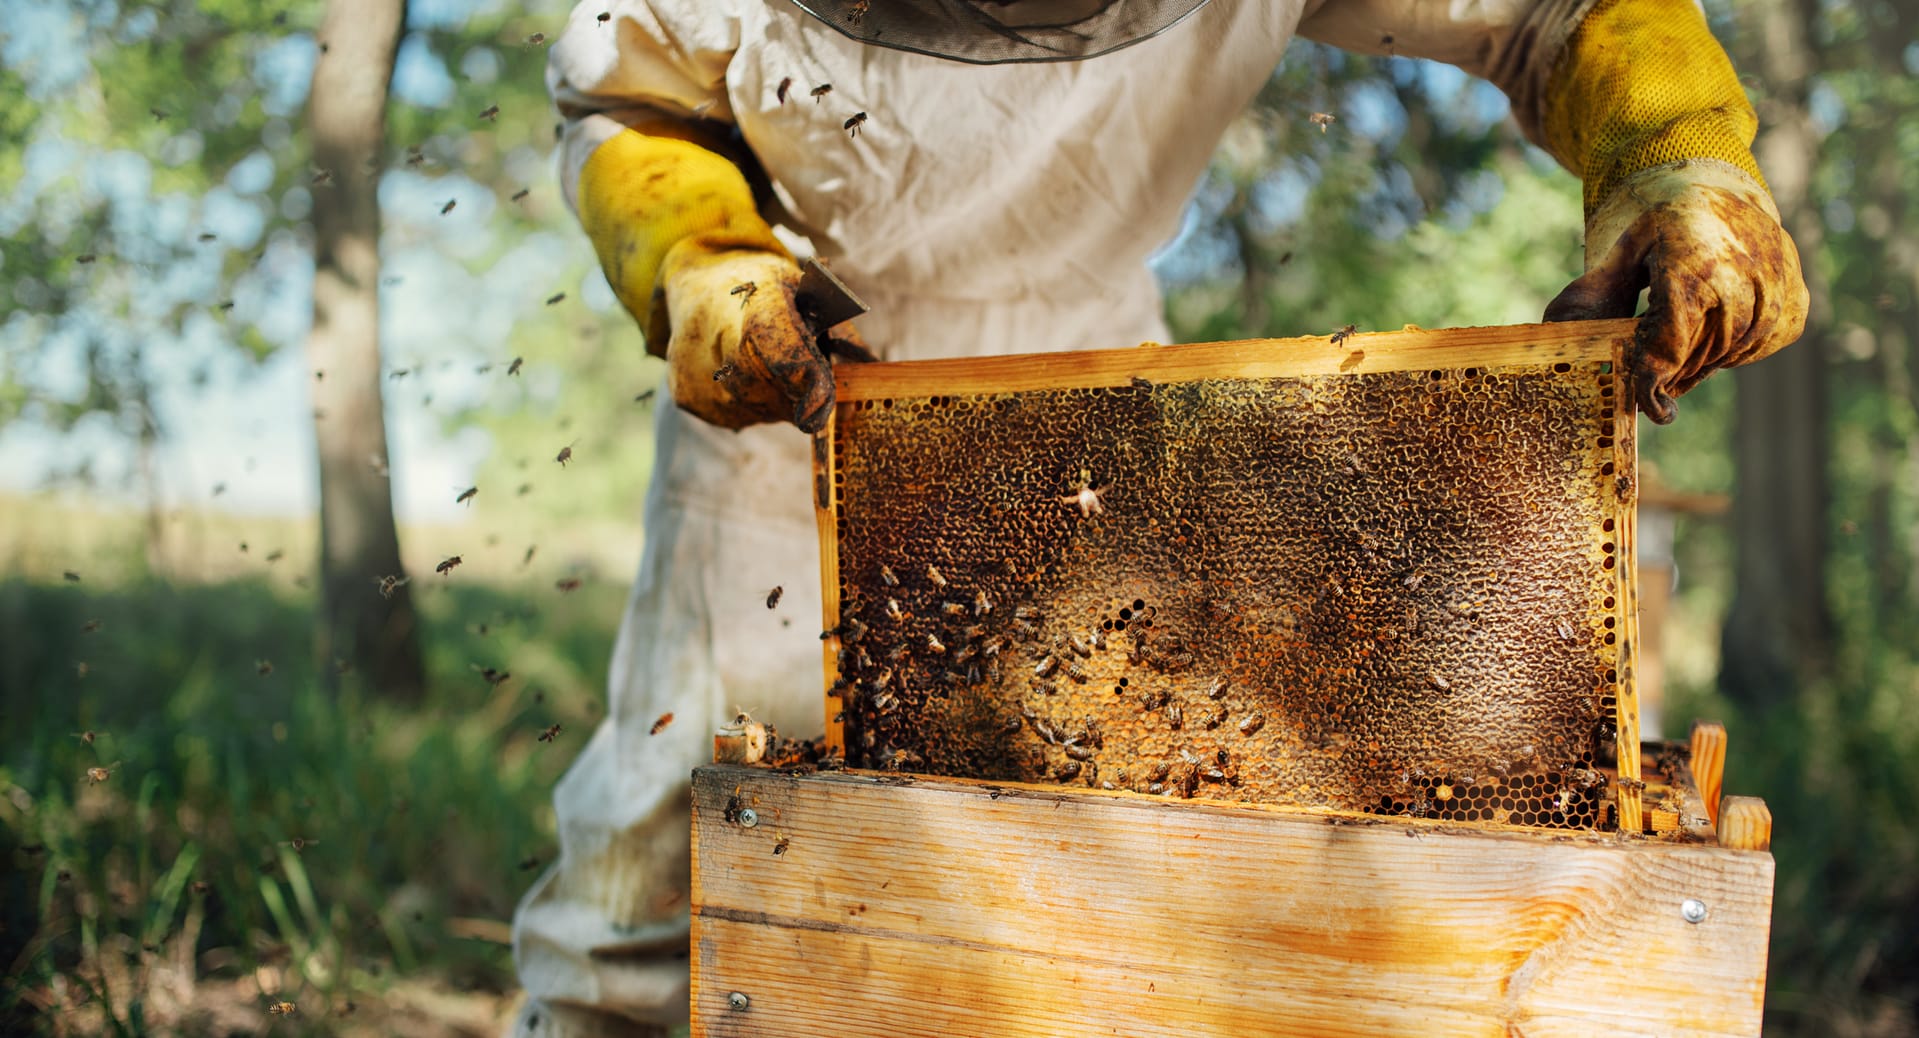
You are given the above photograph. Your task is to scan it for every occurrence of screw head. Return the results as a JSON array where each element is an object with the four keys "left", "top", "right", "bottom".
[
  {"left": 1681, "top": 898, "right": 1708, "bottom": 924},
  {"left": 728, "top": 991, "right": 750, "bottom": 1011},
  {"left": 737, "top": 807, "right": 759, "bottom": 828}
]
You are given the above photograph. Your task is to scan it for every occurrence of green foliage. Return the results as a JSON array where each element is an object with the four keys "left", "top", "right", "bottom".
[{"left": 0, "top": 566, "right": 620, "bottom": 1033}]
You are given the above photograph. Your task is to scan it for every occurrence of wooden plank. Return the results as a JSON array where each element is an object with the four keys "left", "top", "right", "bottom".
[
  {"left": 1690, "top": 721, "right": 1727, "bottom": 825},
  {"left": 814, "top": 423, "right": 847, "bottom": 758},
  {"left": 831, "top": 319, "right": 1639, "bottom": 401},
  {"left": 1718, "top": 796, "right": 1772, "bottom": 852},
  {"left": 691, "top": 765, "right": 1772, "bottom": 1037}
]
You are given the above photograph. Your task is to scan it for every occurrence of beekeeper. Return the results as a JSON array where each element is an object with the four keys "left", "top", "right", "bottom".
[{"left": 511, "top": 0, "right": 1807, "bottom": 1032}]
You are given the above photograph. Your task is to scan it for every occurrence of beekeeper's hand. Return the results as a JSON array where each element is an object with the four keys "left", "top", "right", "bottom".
[
  {"left": 1545, "top": 162, "right": 1807, "bottom": 424},
  {"left": 577, "top": 120, "right": 845, "bottom": 433},
  {"left": 1533, "top": 0, "right": 1808, "bottom": 424}
]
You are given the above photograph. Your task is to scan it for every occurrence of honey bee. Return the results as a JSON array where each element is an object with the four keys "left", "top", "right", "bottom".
[
  {"left": 1557, "top": 620, "right": 1577, "bottom": 642},
  {"left": 73, "top": 730, "right": 99, "bottom": 744},
  {"left": 810, "top": 83, "right": 832, "bottom": 103},
  {"left": 1064, "top": 742, "right": 1094, "bottom": 762},
  {"left": 846, "top": 0, "right": 871, "bottom": 25},
  {"left": 926, "top": 565, "right": 948, "bottom": 589},
  {"left": 405, "top": 147, "right": 427, "bottom": 167},
  {"left": 526, "top": 31, "right": 547, "bottom": 45},
  {"left": 436, "top": 556, "right": 463, "bottom": 575},
  {"left": 1309, "top": 111, "right": 1337, "bottom": 132},
  {"left": 505, "top": 357, "right": 524, "bottom": 377},
  {"left": 1057, "top": 473, "right": 1110, "bottom": 517},
  {"left": 555, "top": 443, "right": 575, "bottom": 466},
  {"left": 879, "top": 564, "right": 900, "bottom": 586},
  {"left": 189, "top": 880, "right": 211, "bottom": 893},
  {"left": 282, "top": 837, "right": 318, "bottom": 852},
  {"left": 884, "top": 597, "right": 904, "bottom": 622},
  {"left": 86, "top": 762, "right": 120, "bottom": 784},
  {"left": 730, "top": 281, "right": 757, "bottom": 307},
  {"left": 1206, "top": 677, "right": 1229, "bottom": 700},
  {"left": 539, "top": 724, "right": 562, "bottom": 743},
  {"left": 1429, "top": 674, "right": 1452, "bottom": 692},
  {"left": 1067, "top": 633, "right": 1092, "bottom": 658},
  {"left": 596, "top": 10, "right": 611, "bottom": 23},
  {"left": 268, "top": 1001, "right": 297, "bottom": 1016},
  {"left": 1057, "top": 761, "right": 1082, "bottom": 782},
  {"left": 777, "top": 76, "right": 794, "bottom": 104},
  {"left": 940, "top": 600, "right": 969, "bottom": 618},
  {"left": 772, "top": 837, "right": 790, "bottom": 855},
  {"left": 456, "top": 486, "right": 478, "bottom": 506},
  {"left": 256, "top": 659, "right": 274, "bottom": 676},
  {"left": 1238, "top": 712, "right": 1265, "bottom": 736},
  {"left": 1167, "top": 703, "right": 1183, "bottom": 730},
  {"left": 766, "top": 586, "right": 784, "bottom": 609},
  {"left": 843, "top": 112, "right": 867, "bottom": 138},
  {"left": 713, "top": 363, "right": 736, "bottom": 382},
  {"left": 555, "top": 577, "right": 583, "bottom": 593},
  {"left": 265, "top": 549, "right": 284, "bottom": 563},
  {"left": 441, "top": 199, "right": 457, "bottom": 215},
  {"left": 63, "top": 570, "right": 81, "bottom": 583},
  {"left": 1033, "top": 654, "right": 1058, "bottom": 678},
  {"left": 311, "top": 169, "right": 334, "bottom": 186},
  {"left": 925, "top": 633, "right": 947, "bottom": 654},
  {"left": 546, "top": 292, "right": 566, "bottom": 305},
  {"left": 81, "top": 619, "right": 102, "bottom": 633},
  {"left": 76, "top": 254, "right": 97, "bottom": 265},
  {"left": 1330, "top": 324, "right": 1357, "bottom": 347},
  {"left": 633, "top": 388, "right": 656, "bottom": 404},
  {"left": 479, "top": 104, "right": 500, "bottom": 121},
  {"left": 1064, "top": 661, "right": 1088, "bottom": 683},
  {"left": 510, "top": 188, "right": 530, "bottom": 202}
]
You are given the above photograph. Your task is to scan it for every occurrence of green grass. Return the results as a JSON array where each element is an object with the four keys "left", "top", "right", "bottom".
[{"left": 0, "top": 570, "right": 623, "bottom": 1035}]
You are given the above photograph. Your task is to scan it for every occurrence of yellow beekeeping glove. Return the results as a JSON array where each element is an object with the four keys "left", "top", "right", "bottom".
[
  {"left": 1538, "top": 0, "right": 1808, "bottom": 423},
  {"left": 576, "top": 119, "right": 852, "bottom": 433}
]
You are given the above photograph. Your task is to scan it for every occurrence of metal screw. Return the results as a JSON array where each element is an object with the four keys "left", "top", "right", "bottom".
[
  {"left": 1681, "top": 898, "right": 1708, "bottom": 924},
  {"left": 728, "top": 991, "right": 750, "bottom": 1012},
  {"left": 737, "top": 807, "right": 759, "bottom": 828}
]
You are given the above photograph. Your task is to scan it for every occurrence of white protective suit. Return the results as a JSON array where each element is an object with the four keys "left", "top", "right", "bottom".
[{"left": 514, "top": 0, "right": 1595, "bottom": 1032}]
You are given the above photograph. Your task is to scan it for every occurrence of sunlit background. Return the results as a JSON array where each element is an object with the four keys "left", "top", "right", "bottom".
[{"left": 3, "top": 0, "right": 1915, "bottom": 1034}]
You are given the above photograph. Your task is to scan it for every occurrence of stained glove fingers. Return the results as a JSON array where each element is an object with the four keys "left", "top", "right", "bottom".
[
  {"left": 1542, "top": 219, "right": 1654, "bottom": 323},
  {"left": 1630, "top": 242, "right": 1720, "bottom": 425}
]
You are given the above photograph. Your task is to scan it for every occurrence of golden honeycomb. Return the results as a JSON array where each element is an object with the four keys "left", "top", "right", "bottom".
[{"left": 818, "top": 328, "right": 1634, "bottom": 831}]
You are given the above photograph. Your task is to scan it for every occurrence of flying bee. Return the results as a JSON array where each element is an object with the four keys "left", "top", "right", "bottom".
[
  {"left": 766, "top": 586, "right": 784, "bottom": 610},
  {"left": 311, "top": 169, "right": 334, "bottom": 186},
  {"left": 86, "top": 762, "right": 121, "bottom": 784},
  {"left": 526, "top": 32, "right": 547, "bottom": 45},
  {"left": 76, "top": 255, "right": 97, "bottom": 265},
  {"left": 441, "top": 199, "right": 457, "bottom": 215},
  {"left": 546, "top": 292, "right": 566, "bottom": 305},
  {"left": 926, "top": 565, "right": 948, "bottom": 588},
  {"left": 539, "top": 724, "right": 562, "bottom": 743},
  {"left": 256, "top": 659, "right": 274, "bottom": 675},
  {"left": 1331, "top": 324, "right": 1357, "bottom": 347},
  {"left": 810, "top": 83, "right": 832, "bottom": 103},
  {"left": 730, "top": 281, "right": 757, "bottom": 307},
  {"left": 281, "top": 837, "right": 318, "bottom": 852},
  {"left": 508, "top": 357, "right": 524, "bottom": 376},
  {"left": 556, "top": 577, "right": 583, "bottom": 593},
  {"left": 1616, "top": 777, "right": 1647, "bottom": 793},
  {"left": 405, "top": 147, "right": 426, "bottom": 167},
  {"left": 81, "top": 619, "right": 102, "bottom": 633},
  {"left": 846, "top": 0, "right": 871, "bottom": 25},
  {"left": 1238, "top": 712, "right": 1265, "bottom": 736},
  {"left": 510, "top": 188, "right": 530, "bottom": 202},
  {"left": 1309, "top": 111, "right": 1337, "bottom": 132},
  {"left": 777, "top": 76, "right": 794, "bottom": 104},
  {"left": 73, "top": 730, "right": 99, "bottom": 744},
  {"left": 843, "top": 112, "right": 867, "bottom": 138},
  {"left": 268, "top": 1002, "right": 297, "bottom": 1016},
  {"left": 479, "top": 104, "right": 500, "bottom": 121},
  {"left": 437, "top": 556, "right": 463, "bottom": 575},
  {"left": 596, "top": 10, "right": 611, "bottom": 23},
  {"left": 456, "top": 486, "right": 478, "bottom": 506},
  {"left": 555, "top": 443, "right": 575, "bottom": 466}
]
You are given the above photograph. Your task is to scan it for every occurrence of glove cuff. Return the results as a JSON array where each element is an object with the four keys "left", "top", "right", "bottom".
[{"left": 1583, "top": 158, "right": 1778, "bottom": 269}]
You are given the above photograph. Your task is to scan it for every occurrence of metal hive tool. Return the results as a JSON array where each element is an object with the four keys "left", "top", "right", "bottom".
[{"left": 815, "top": 320, "right": 1643, "bottom": 831}]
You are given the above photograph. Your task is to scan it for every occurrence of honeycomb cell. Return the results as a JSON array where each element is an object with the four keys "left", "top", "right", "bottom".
[{"left": 825, "top": 358, "right": 1629, "bottom": 830}]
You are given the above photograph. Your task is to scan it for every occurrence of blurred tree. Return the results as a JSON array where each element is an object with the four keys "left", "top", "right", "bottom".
[{"left": 305, "top": 0, "right": 422, "bottom": 697}]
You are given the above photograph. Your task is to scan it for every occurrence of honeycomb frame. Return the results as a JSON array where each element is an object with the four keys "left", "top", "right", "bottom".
[{"left": 815, "top": 319, "right": 1644, "bottom": 832}]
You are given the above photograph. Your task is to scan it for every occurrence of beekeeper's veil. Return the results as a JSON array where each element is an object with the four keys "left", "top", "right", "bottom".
[{"left": 788, "top": 0, "right": 1214, "bottom": 63}]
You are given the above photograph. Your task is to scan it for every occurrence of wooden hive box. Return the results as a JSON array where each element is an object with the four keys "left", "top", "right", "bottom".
[
  {"left": 815, "top": 318, "right": 1649, "bottom": 832},
  {"left": 689, "top": 321, "right": 1776, "bottom": 1035}
]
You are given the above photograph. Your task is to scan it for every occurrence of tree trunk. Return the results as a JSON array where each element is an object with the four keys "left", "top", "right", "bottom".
[
  {"left": 1717, "top": 0, "right": 1832, "bottom": 708},
  {"left": 304, "top": 0, "right": 424, "bottom": 700}
]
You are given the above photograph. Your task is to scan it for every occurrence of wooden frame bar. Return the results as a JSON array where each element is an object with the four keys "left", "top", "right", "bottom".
[{"left": 691, "top": 760, "right": 1772, "bottom": 1037}]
